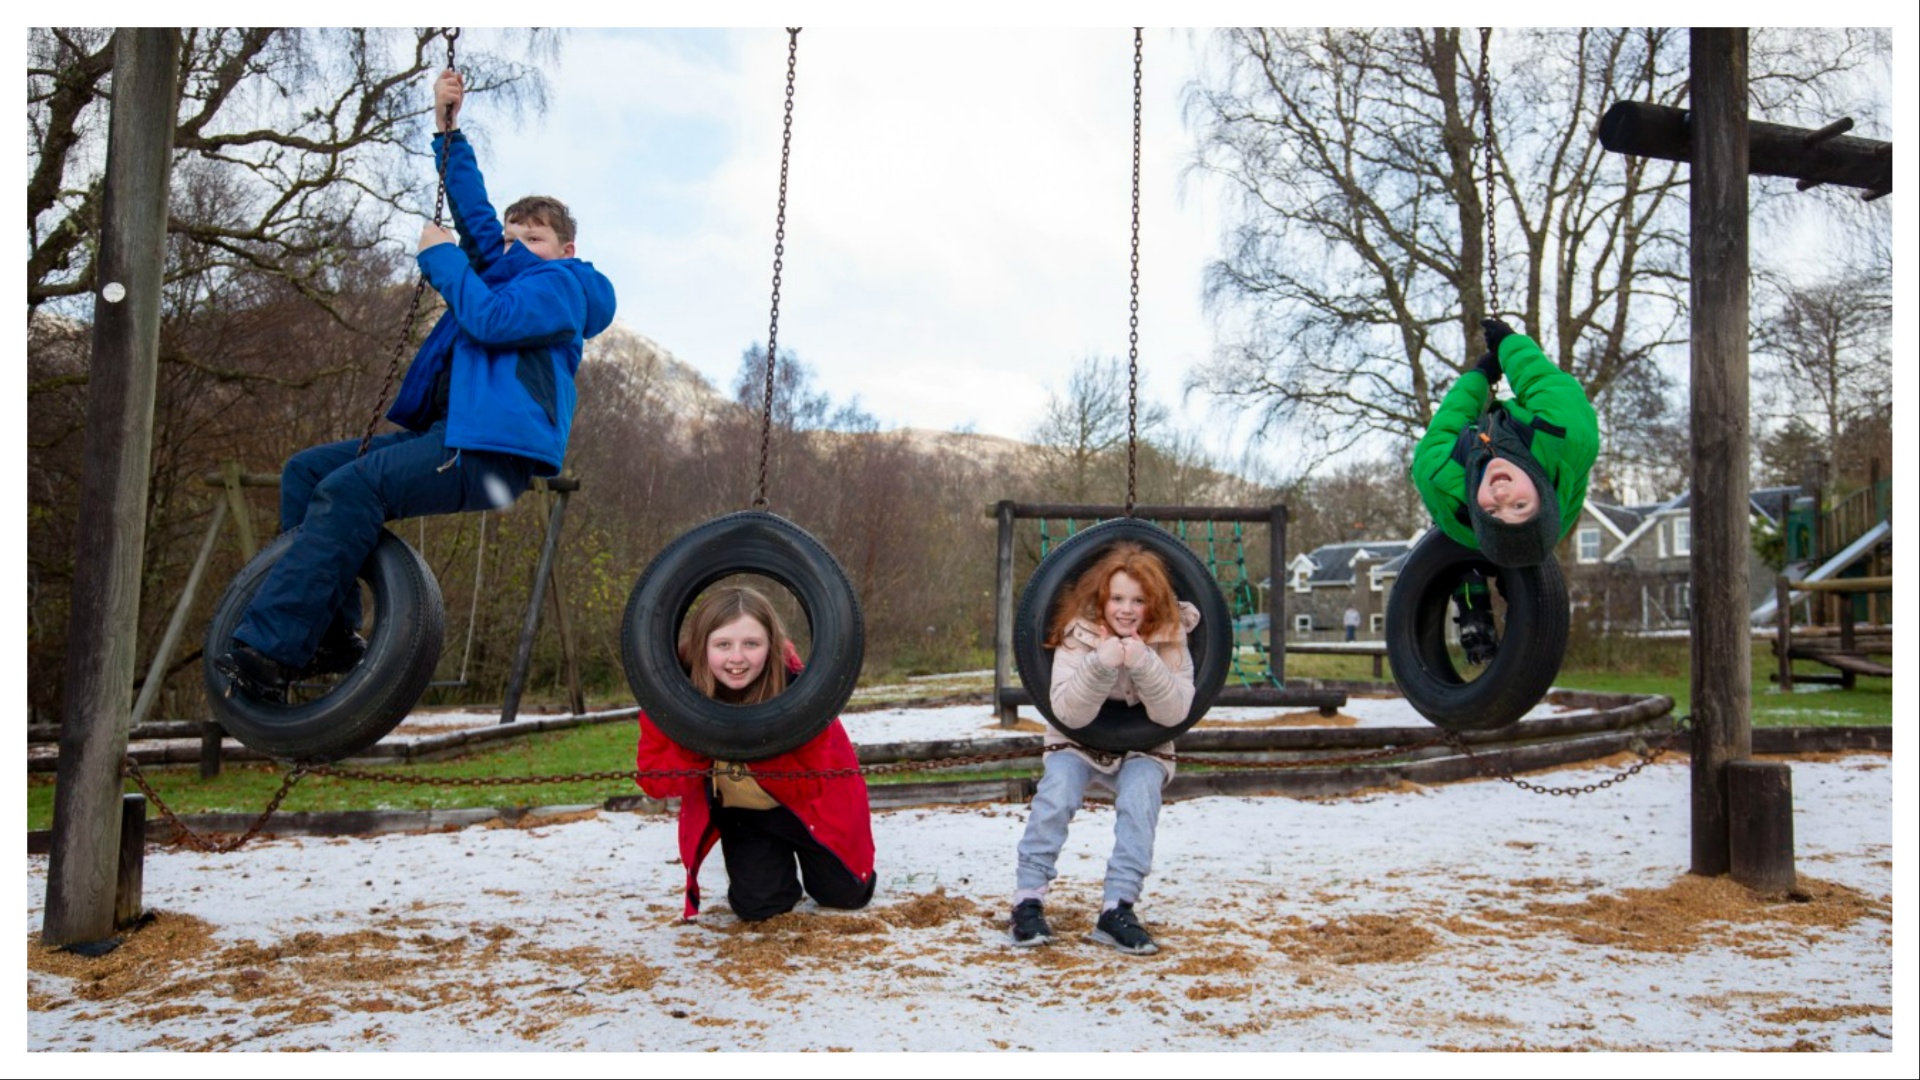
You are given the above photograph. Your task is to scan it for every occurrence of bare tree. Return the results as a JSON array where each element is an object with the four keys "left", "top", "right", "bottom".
[
  {"left": 1184, "top": 27, "right": 1883, "bottom": 456},
  {"left": 1027, "top": 356, "right": 1170, "bottom": 504},
  {"left": 1752, "top": 269, "right": 1892, "bottom": 483},
  {"left": 28, "top": 27, "right": 552, "bottom": 314}
]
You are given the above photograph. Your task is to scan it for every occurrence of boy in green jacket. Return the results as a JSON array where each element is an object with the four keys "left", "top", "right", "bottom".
[{"left": 1410, "top": 318, "right": 1599, "bottom": 658}]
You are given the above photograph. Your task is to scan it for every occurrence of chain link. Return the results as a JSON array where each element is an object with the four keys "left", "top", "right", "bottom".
[
  {"left": 360, "top": 27, "right": 461, "bottom": 456},
  {"left": 116, "top": 715, "right": 1691, "bottom": 852},
  {"left": 1446, "top": 714, "right": 1690, "bottom": 797},
  {"left": 755, "top": 28, "right": 801, "bottom": 509},
  {"left": 1124, "top": 28, "right": 1144, "bottom": 517},
  {"left": 124, "top": 757, "right": 308, "bottom": 854},
  {"left": 1475, "top": 26, "right": 1500, "bottom": 320}
]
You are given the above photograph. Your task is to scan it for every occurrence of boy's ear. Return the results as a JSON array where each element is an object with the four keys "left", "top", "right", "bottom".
[{"left": 562, "top": 241, "right": 576, "bottom": 259}]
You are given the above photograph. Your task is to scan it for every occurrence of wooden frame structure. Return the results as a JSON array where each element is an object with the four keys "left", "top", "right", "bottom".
[
  {"left": 988, "top": 500, "right": 1346, "bottom": 727},
  {"left": 1601, "top": 28, "right": 1893, "bottom": 886}
]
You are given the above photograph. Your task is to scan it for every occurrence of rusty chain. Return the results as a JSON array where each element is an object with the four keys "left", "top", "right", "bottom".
[
  {"left": 118, "top": 714, "right": 1688, "bottom": 852},
  {"left": 754, "top": 27, "right": 801, "bottom": 509},
  {"left": 360, "top": 27, "right": 460, "bottom": 456},
  {"left": 1446, "top": 714, "right": 1691, "bottom": 797},
  {"left": 124, "top": 757, "right": 309, "bottom": 854},
  {"left": 1124, "top": 27, "right": 1143, "bottom": 517}
]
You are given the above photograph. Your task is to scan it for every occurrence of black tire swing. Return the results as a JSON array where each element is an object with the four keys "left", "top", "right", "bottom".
[
  {"left": 1385, "top": 28, "right": 1570, "bottom": 733},
  {"left": 618, "top": 28, "right": 864, "bottom": 762},
  {"left": 204, "top": 529, "right": 446, "bottom": 761},
  {"left": 202, "top": 29, "right": 461, "bottom": 763},
  {"left": 1012, "top": 31, "right": 1231, "bottom": 755},
  {"left": 1384, "top": 531, "right": 1569, "bottom": 731}
]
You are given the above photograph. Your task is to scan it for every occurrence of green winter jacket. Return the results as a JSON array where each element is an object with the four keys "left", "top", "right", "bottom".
[{"left": 1411, "top": 332, "right": 1600, "bottom": 551}]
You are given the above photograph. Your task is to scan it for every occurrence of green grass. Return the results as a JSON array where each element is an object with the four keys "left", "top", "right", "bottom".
[{"left": 28, "top": 639, "right": 1890, "bottom": 832}]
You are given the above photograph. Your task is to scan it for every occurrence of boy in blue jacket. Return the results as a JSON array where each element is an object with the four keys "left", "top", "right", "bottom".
[{"left": 217, "top": 69, "right": 617, "bottom": 701}]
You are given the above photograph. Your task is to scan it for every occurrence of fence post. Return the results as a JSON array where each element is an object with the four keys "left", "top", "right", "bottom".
[{"left": 115, "top": 794, "right": 147, "bottom": 931}]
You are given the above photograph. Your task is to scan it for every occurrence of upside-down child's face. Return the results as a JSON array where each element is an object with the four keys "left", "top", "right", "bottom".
[
  {"left": 1103, "top": 571, "right": 1148, "bottom": 638},
  {"left": 503, "top": 215, "right": 575, "bottom": 261},
  {"left": 706, "top": 614, "right": 770, "bottom": 694},
  {"left": 1477, "top": 456, "right": 1542, "bottom": 525}
]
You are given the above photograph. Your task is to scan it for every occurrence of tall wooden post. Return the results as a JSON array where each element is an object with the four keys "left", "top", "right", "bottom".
[
  {"left": 1687, "top": 27, "right": 1752, "bottom": 877},
  {"left": 43, "top": 28, "right": 181, "bottom": 947},
  {"left": 993, "top": 500, "right": 1017, "bottom": 726}
]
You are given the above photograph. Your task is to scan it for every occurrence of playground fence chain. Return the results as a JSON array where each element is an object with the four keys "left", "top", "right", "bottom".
[
  {"left": 1445, "top": 714, "right": 1692, "bottom": 797},
  {"left": 119, "top": 719, "right": 1688, "bottom": 852}
]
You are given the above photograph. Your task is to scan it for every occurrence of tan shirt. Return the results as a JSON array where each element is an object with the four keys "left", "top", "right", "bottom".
[{"left": 712, "top": 760, "right": 779, "bottom": 810}]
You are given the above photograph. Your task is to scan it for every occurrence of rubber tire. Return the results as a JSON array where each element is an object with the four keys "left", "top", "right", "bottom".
[
  {"left": 620, "top": 511, "right": 864, "bottom": 762},
  {"left": 1014, "top": 518, "right": 1233, "bottom": 754},
  {"left": 1384, "top": 529, "right": 1569, "bottom": 732},
  {"left": 203, "top": 527, "right": 445, "bottom": 763}
]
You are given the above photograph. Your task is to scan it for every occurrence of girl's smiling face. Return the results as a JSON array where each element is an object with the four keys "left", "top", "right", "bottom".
[
  {"left": 1103, "top": 570, "right": 1147, "bottom": 638},
  {"left": 705, "top": 614, "right": 770, "bottom": 694}
]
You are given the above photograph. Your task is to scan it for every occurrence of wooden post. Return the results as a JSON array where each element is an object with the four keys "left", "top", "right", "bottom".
[
  {"left": 501, "top": 478, "right": 573, "bottom": 725},
  {"left": 547, "top": 555, "right": 586, "bottom": 717},
  {"left": 114, "top": 794, "right": 147, "bottom": 931},
  {"left": 221, "top": 459, "right": 257, "bottom": 560},
  {"left": 1728, "top": 761, "right": 1796, "bottom": 893},
  {"left": 129, "top": 499, "right": 227, "bottom": 732},
  {"left": 1268, "top": 504, "right": 1287, "bottom": 684},
  {"left": 1687, "top": 27, "right": 1753, "bottom": 878},
  {"left": 199, "top": 721, "right": 224, "bottom": 780},
  {"left": 1775, "top": 575, "right": 1793, "bottom": 692},
  {"left": 993, "top": 501, "right": 1016, "bottom": 727},
  {"left": 43, "top": 28, "right": 181, "bottom": 948}
]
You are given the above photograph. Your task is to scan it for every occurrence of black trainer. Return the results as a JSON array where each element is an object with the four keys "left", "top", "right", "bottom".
[
  {"left": 1090, "top": 902, "right": 1158, "bottom": 955},
  {"left": 1454, "top": 606, "right": 1499, "bottom": 665},
  {"left": 304, "top": 629, "right": 367, "bottom": 677},
  {"left": 1009, "top": 899, "right": 1052, "bottom": 948},
  {"left": 213, "top": 643, "right": 292, "bottom": 705}
]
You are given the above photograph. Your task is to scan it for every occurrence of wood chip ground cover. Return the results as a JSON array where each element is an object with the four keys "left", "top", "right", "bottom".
[{"left": 26, "top": 753, "right": 1893, "bottom": 1052}]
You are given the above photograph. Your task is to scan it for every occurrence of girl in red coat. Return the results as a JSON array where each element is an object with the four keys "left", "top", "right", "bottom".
[{"left": 635, "top": 585, "right": 876, "bottom": 921}]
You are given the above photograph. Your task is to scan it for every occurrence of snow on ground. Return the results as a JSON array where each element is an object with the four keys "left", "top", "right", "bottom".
[{"left": 26, "top": 738, "right": 1893, "bottom": 1053}]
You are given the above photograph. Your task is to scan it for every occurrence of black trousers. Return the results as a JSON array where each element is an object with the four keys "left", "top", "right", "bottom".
[{"left": 713, "top": 801, "right": 875, "bottom": 922}]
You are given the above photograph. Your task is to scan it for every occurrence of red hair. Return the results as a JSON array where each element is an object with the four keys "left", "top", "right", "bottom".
[{"left": 1044, "top": 541, "right": 1179, "bottom": 648}]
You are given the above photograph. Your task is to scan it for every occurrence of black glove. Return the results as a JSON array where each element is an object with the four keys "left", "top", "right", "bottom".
[
  {"left": 1481, "top": 317, "right": 1515, "bottom": 355},
  {"left": 1473, "top": 350, "right": 1503, "bottom": 384}
]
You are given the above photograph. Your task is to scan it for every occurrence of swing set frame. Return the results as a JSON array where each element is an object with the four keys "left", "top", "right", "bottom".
[{"left": 988, "top": 499, "right": 1347, "bottom": 727}]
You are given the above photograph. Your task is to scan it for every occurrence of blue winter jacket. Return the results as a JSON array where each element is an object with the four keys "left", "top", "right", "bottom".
[{"left": 387, "top": 130, "right": 617, "bottom": 475}]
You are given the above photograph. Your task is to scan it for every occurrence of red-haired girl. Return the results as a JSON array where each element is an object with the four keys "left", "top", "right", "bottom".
[{"left": 1011, "top": 542, "right": 1197, "bottom": 955}]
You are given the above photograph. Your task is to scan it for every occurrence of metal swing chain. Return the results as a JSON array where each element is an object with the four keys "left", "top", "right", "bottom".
[
  {"left": 755, "top": 28, "right": 802, "bottom": 509},
  {"left": 1124, "top": 27, "right": 1144, "bottom": 517},
  {"left": 1476, "top": 26, "right": 1500, "bottom": 321},
  {"left": 360, "top": 27, "right": 461, "bottom": 456}
]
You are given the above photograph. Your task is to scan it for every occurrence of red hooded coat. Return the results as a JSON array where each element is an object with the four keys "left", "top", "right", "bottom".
[{"left": 634, "top": 644, "right": 875, "bottom": 918}]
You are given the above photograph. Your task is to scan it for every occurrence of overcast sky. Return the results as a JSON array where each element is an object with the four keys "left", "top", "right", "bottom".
[{"left": 460, "top": 24, "right": 1271, "bottom": 459}]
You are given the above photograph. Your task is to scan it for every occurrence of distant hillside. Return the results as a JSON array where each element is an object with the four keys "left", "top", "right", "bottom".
[{"left": 582, "top": 321, "right": 1264, "bottom": 502}]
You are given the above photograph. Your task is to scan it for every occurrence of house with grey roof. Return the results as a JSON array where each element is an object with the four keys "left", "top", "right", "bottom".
[
  {"left": 1279, "top": 537, "right": 1420, "bottom": 640},
  {"left": 1560, "top": 486, "right": 1809, "bottom": 630}
]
